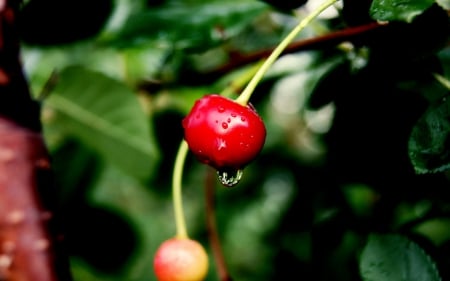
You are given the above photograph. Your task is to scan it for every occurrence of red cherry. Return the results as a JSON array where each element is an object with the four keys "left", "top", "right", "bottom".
[
  {"left": 153, "top": 237, "right": 209, "bottom": 281},
  {"left": 182, "top": 94, "right": 266, "bottom": 171}
]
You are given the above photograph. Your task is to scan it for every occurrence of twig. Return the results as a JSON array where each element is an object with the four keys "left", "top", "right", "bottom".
[
  {"left": 217, "top": 21, "right": 384, "bottom": 74},
  {"left": 205, "top": 168, "right": 233, "bottom": 281}
]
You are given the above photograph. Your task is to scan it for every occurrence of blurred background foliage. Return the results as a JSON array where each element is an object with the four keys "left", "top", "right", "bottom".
[{"left": 17, "top": 0, "right": 450, "bottom": 280}]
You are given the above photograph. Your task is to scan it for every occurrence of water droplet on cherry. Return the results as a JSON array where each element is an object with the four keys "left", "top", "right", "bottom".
[{"left": 217, "top": 168, "right": 243, "bottom": 187}]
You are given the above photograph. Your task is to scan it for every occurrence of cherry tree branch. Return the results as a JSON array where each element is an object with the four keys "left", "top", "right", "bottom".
[
  {"left": 0, "top": 1, "right": 72, "bottom": 280},
  {"left": 172, "top": 21, "right": 387, "bottom": 86},
  {"left": 212, "top": 21, "right": 384, "bottom": 75}
]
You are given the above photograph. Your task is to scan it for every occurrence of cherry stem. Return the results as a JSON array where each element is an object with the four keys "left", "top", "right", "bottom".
[
  {"left": 234, "top": 0, "right": 338, "bottom": 106},
  {"left": 219, "top": 60, "right": 265, "bottom": 99},
  {"left": 172, "top": 140, "right": 189, "bottom": 239}
]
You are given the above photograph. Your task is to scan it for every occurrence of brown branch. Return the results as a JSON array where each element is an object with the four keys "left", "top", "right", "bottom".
[
  {"left": 180, "top": 21, "right": 387, "bottom": 85},
  {"left": 0, "top": 119, "right": 72, "bottom": 281},
  {"left": 216, "top": 21, "right": 386, "bottom": 73},
  {"left": 0, "top": 1, "right": 73, "bottom": 280},
  {"left": 205, "top": 168, "right": 232, "bottom": 281}
]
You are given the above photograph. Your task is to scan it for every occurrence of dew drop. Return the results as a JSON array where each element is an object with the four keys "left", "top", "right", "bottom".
[
  {"left": 231, "top": 113, "right": 237, "bottom": 118},
  {"left": 217, "top": 168, "right": 243, "bottom": 187},
  {"left": 227, "top": 118, "right": 231, "bottom": 123},
  {"left": 240, "top": 117, "right": 246, "bottom": 122},
  {"left": 218, "top": 106, "right": 225, "bottom": 113},
  {"left": 222, "top": 122, "right": 228, "bottom": 129}
]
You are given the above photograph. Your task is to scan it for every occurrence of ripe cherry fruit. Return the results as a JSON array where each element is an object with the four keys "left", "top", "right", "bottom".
[
  {"left": 182, "top": 94, "right": 266, "bottom": 186},
  {"left": 153, "top": 237, "right": 209, "bottom": 281}
]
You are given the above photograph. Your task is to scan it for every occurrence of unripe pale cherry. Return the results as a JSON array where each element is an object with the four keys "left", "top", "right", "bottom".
[
  {"left": 153, "top": 237, "right": 209, "bottom": 281},
  {"left": 182, "top": 94, "right": 266, "bottom": 171}
]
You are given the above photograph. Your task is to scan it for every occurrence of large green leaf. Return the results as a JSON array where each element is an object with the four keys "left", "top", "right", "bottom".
[
  {"left": 359, "top": 234, "right": 441, "bottom": 281},
  {"left": 108, "top": 1, "right": 268, "bottom": 51},
  {"left": 408, "top": 97, "right": 450, "bottom": 174},
  {"left": 370, "top": 0, "right": 435, "bottom": 22},
  {"left": 44, "top": 65, "right": 160, "bottom": 181}
]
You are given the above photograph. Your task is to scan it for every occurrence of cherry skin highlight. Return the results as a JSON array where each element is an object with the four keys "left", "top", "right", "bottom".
[
  {"left": 153, "top": 237, "right": 209, "bottom": 281},
  {"left": 182, "top": 94, "right": 266, "bottom": 171}
]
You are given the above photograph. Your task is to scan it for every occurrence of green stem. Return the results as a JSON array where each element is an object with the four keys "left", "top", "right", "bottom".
[
  {"left": 172, "top": 140, "right": 189, "bottom": 238},
  {"left": 219, "top": 60, "right": 265, "bottom": 98},
  {"left": 234, "top": 0, "right": 338, "bottom": 106}
]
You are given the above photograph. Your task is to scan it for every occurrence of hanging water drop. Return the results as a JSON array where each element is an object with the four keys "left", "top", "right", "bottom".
[{"left": 217, "top": 168, "right": 243, "bottom": 187}]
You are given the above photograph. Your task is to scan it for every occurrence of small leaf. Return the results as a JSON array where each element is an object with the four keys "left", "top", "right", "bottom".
[
  {"left": 370, "top": 0, "right": 435, "bottom": 22},
  {"left": 360, "top": 233, "right": 441, "bottom": 281},
  {"left": 408, "top": 97, "right": 450, "bottom": 174},
  {"left": 44, "top": 65, "right": 160, "bottom": 181}
]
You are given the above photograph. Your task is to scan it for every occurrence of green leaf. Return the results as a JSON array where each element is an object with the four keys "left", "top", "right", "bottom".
[
  {"left": 109, "top": 1, "right": 268, "bottom": 51},
  {"left": 408, "top": 97, "right": 450, "bottom": 174},
  {"left": 44, "top": 65, "right": 160, "bottom": 181},
  {"left": 435, "top": 0, "right": 450, "bottom": 9},
  {"left": 360, "top": 234, "right": 441, "bottom": 281},
  {"left": 370, "top": 0, "right": 435, "bottom": 22}
]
